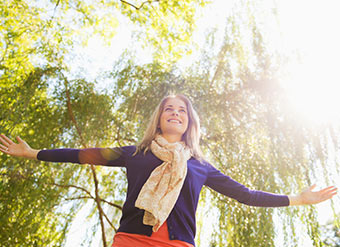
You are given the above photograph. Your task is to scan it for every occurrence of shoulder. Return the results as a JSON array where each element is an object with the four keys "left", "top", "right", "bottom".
[
  {"left": 191, "top": 158, "right": 225, "bottom": 177},
  {"left": 188, "top": 156, "right": 215, "bottom": 171},
  {"left": 119, "top": 145, "right": 137, "bottom": 152},
  {"left": 189, "top": 156, "right": 213, "bottom": 166},
  {"left": 120, "top": 145, "right": 156, "bottom": 160},
  {"left": 118, "top": 145, "right": 137, "bottom": 157},
  {"left": 100, "top": 145, "right": 137, "bottom": 161}
]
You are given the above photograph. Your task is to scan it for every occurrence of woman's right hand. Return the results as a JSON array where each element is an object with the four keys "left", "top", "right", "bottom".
[{"left": 0, "top": 134, "right": 39, "bottom": 159}]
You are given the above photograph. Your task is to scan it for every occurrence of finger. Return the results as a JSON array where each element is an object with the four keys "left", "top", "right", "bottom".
[
  {"left": 319, "top": 186, "right": 337, "bottom": 194},
  {"left": 325, "top": 188, "right": 338, "bottom": 196},
  {"left": 309, "top": 184, "right": 317, "bottom": 191},
  {"left": 326, "top": 186, "right": 338, "bottom": 192},
  {"left": 0, "top": 135, "right": 10, "bottom": 146},
  {"left": 0, "top": 149, "right": 10, "bottom": 155},
  {"left": 323, "top": 191, "right": 337, "bottom": 200},
  {"left": 320, "top": 189, "right": 337, "bottom": 200},
  {"left": 1, "top": 134, "right": 14, "bottom": 145},
  {"left": 312, "top": 187, "right": 338, "bottom": 203},
  {"left": 16, "top": 136, "right": 24, "bottom": 143},
  {"left": 0, "top": 145, "right": 10, "bottom": 154},
  {"left": 329, "top": 191, "right": 338, "bottom": 197},
  {"left": 0, "top": 144, "right": 8, "bottom": 150}
]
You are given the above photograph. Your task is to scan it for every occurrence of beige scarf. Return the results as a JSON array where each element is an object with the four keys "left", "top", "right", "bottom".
[{"left": 135, "top": 135, "right": 191, "bottom": 232}]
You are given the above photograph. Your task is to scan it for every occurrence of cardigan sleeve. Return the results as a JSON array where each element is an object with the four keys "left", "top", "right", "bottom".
[
  {"left": 37, "top": 146, "right": 136, "bottom": 167},
  {"left": 204, "top": 163, "right": 289, "bottom": 207}
]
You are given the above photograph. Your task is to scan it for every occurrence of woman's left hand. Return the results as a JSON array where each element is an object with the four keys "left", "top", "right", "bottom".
[{"left": 289, "top": 184, "right": 337, "bottom": 206}]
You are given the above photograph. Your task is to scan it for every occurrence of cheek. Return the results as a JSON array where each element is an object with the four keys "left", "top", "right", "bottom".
[
  {"left": 183, "top": 116, "right": 189, "bottom": 129},
  {"left": 160, "top": 112, "right": 168, "bottom": 121},
  {"left": 159, "top": 113, "right": 168, "bottom": 129}
]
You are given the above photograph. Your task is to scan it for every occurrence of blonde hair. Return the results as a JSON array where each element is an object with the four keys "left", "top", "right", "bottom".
[{"left": 136, "top": 94, "right": 204, "bottom": 160}]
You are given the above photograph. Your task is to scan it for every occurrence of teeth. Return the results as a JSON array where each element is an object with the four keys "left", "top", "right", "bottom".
[{"left": 168, "top": 119, "right": 181, "bottom": 124}]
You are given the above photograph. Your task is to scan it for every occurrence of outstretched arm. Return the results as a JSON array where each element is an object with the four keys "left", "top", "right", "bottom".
[
  {"left": 288, "top": 184, "right": 337, "bottom": 206},
  {"left": 205, "top": 163, "right": 337, "bottom": 207},
  {"left": 0, "top": 134, "right": 130, "bottom": 167},
  {"left": 0, "top": 134, "right": 40, "bottom": 159}
]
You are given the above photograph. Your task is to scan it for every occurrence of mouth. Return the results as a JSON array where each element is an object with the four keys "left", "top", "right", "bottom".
[{"left": 167, "top": 119, "right": 182, "bottom": 124}]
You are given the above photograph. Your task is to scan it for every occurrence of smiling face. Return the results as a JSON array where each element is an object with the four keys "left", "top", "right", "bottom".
[{"left": 159, "top": 97, "right": 189, "bottom": 143}]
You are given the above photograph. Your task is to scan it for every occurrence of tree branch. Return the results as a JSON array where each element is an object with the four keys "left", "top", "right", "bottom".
[
  {"left": 51, "top": 182, "right": 93, "bottom": 197},
  {"left": 63, "top": 196, "right": 119, "bottom": 232},
  {"left": 100, "top": 198, "right": 123, "bottom": 210},
  {"left": 120, "top": 0, "right": 159, "bottom": 10},
  {"left": 63, "top": 78, "right": 108, "bottom": 247},
  {"left": 64, "top": 195, "right": 122, "bottom": 211},
  {"left": 102, "top": 210, "right": 118, "bottom": 232},
  {"left": 63, "top": 196, "right": 94, "bottom": 201},
  {"left": 209, "top": 42, "right": 230, "bottom": 86},
  {"left": 89, "top": 164, "right": 108, "bottom": 247},
  {"left": 47, "top": 0, "right": 61, "bottom": 26},
  {"left": 64, "top": 78, "right": 87, "bottom": 147}
]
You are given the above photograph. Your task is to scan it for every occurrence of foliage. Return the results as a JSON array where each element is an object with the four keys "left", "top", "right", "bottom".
[
  {"left": 0, "top": 0, "right": 207, "bottom": 83},
  {"left": 321, "top": 219, "right": 340, "bottom": 246},
  {"left": 0, "top": 67, "right": 79, "bottom": 246}
]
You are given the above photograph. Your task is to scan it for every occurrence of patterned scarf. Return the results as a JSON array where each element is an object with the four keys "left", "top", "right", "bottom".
[{"left": 135, "top": 135, "right": 191, "bottom": 232}]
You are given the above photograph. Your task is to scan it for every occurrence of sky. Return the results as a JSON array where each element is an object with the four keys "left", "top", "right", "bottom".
[{"left": 63, "top": 0, "right": 340, "bottom": 246}]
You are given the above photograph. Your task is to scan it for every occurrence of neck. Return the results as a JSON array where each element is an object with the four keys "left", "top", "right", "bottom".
[{"left": 160, "top": 133, "right": 182, "bottom": 143}]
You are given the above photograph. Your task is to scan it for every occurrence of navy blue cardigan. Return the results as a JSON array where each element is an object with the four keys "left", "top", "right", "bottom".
[{"left": 37, "top": 145, "right": 289, "bottom": 246}]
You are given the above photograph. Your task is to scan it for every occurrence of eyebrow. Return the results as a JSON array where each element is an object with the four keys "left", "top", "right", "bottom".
[{"left": 165, "top": 104, "right": 186, "bottom": 109}]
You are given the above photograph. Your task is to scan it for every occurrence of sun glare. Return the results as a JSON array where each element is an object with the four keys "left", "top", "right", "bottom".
[
  {"left": 282, "top": 60, "right": 340, "bottom": 124},
  {"left": 276, "top": 0, "right": 340, "bottom": 125}
]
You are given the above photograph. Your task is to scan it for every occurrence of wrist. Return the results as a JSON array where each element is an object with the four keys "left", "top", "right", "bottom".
[
  {"left": 288, "top": 195, "right": 303, "bottom": 206},
  {"left": 24, "top": 148, "right": 40, "bottom": 160}
]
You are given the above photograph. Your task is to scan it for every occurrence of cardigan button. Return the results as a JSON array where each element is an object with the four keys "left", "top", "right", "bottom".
[{"left": 170, "top": 235, "right": 175, "bottom": 239}]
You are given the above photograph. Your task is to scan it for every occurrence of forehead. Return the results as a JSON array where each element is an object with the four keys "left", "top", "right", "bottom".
[{"left": 164, "top": 97, "right": 187, "bottom": 108}]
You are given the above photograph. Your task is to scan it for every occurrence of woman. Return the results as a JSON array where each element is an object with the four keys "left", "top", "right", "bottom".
[{"left": 0, "top": 94, "right": 337, "bottom": 247}]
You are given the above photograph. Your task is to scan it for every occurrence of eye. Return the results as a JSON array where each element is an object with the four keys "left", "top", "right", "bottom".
[
  {"left": 165, "top": 107, "right": 172, "bottom": 111},
  {"left": 180, "top": 109, "right": 186, "bottom": 113}
]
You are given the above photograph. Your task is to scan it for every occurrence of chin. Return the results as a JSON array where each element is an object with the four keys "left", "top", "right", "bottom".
[
  {"left": 168, "top": 128, "right": 185, "bottom": 136},
  {"left": 161, "top": 129, "right": 185, "bottom": 136}
]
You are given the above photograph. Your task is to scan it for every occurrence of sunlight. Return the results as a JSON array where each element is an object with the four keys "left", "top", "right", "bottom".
[
  {"left": 276, "top": 0, "right": 340, "bottom": 125},
  {"left": 282, "top": 60, "right": 340, "bottom": 124}
]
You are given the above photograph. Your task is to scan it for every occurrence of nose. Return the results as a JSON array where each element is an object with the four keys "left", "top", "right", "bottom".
[{"left": 172, "top": 110, "right": 179, "bottom": 116}]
